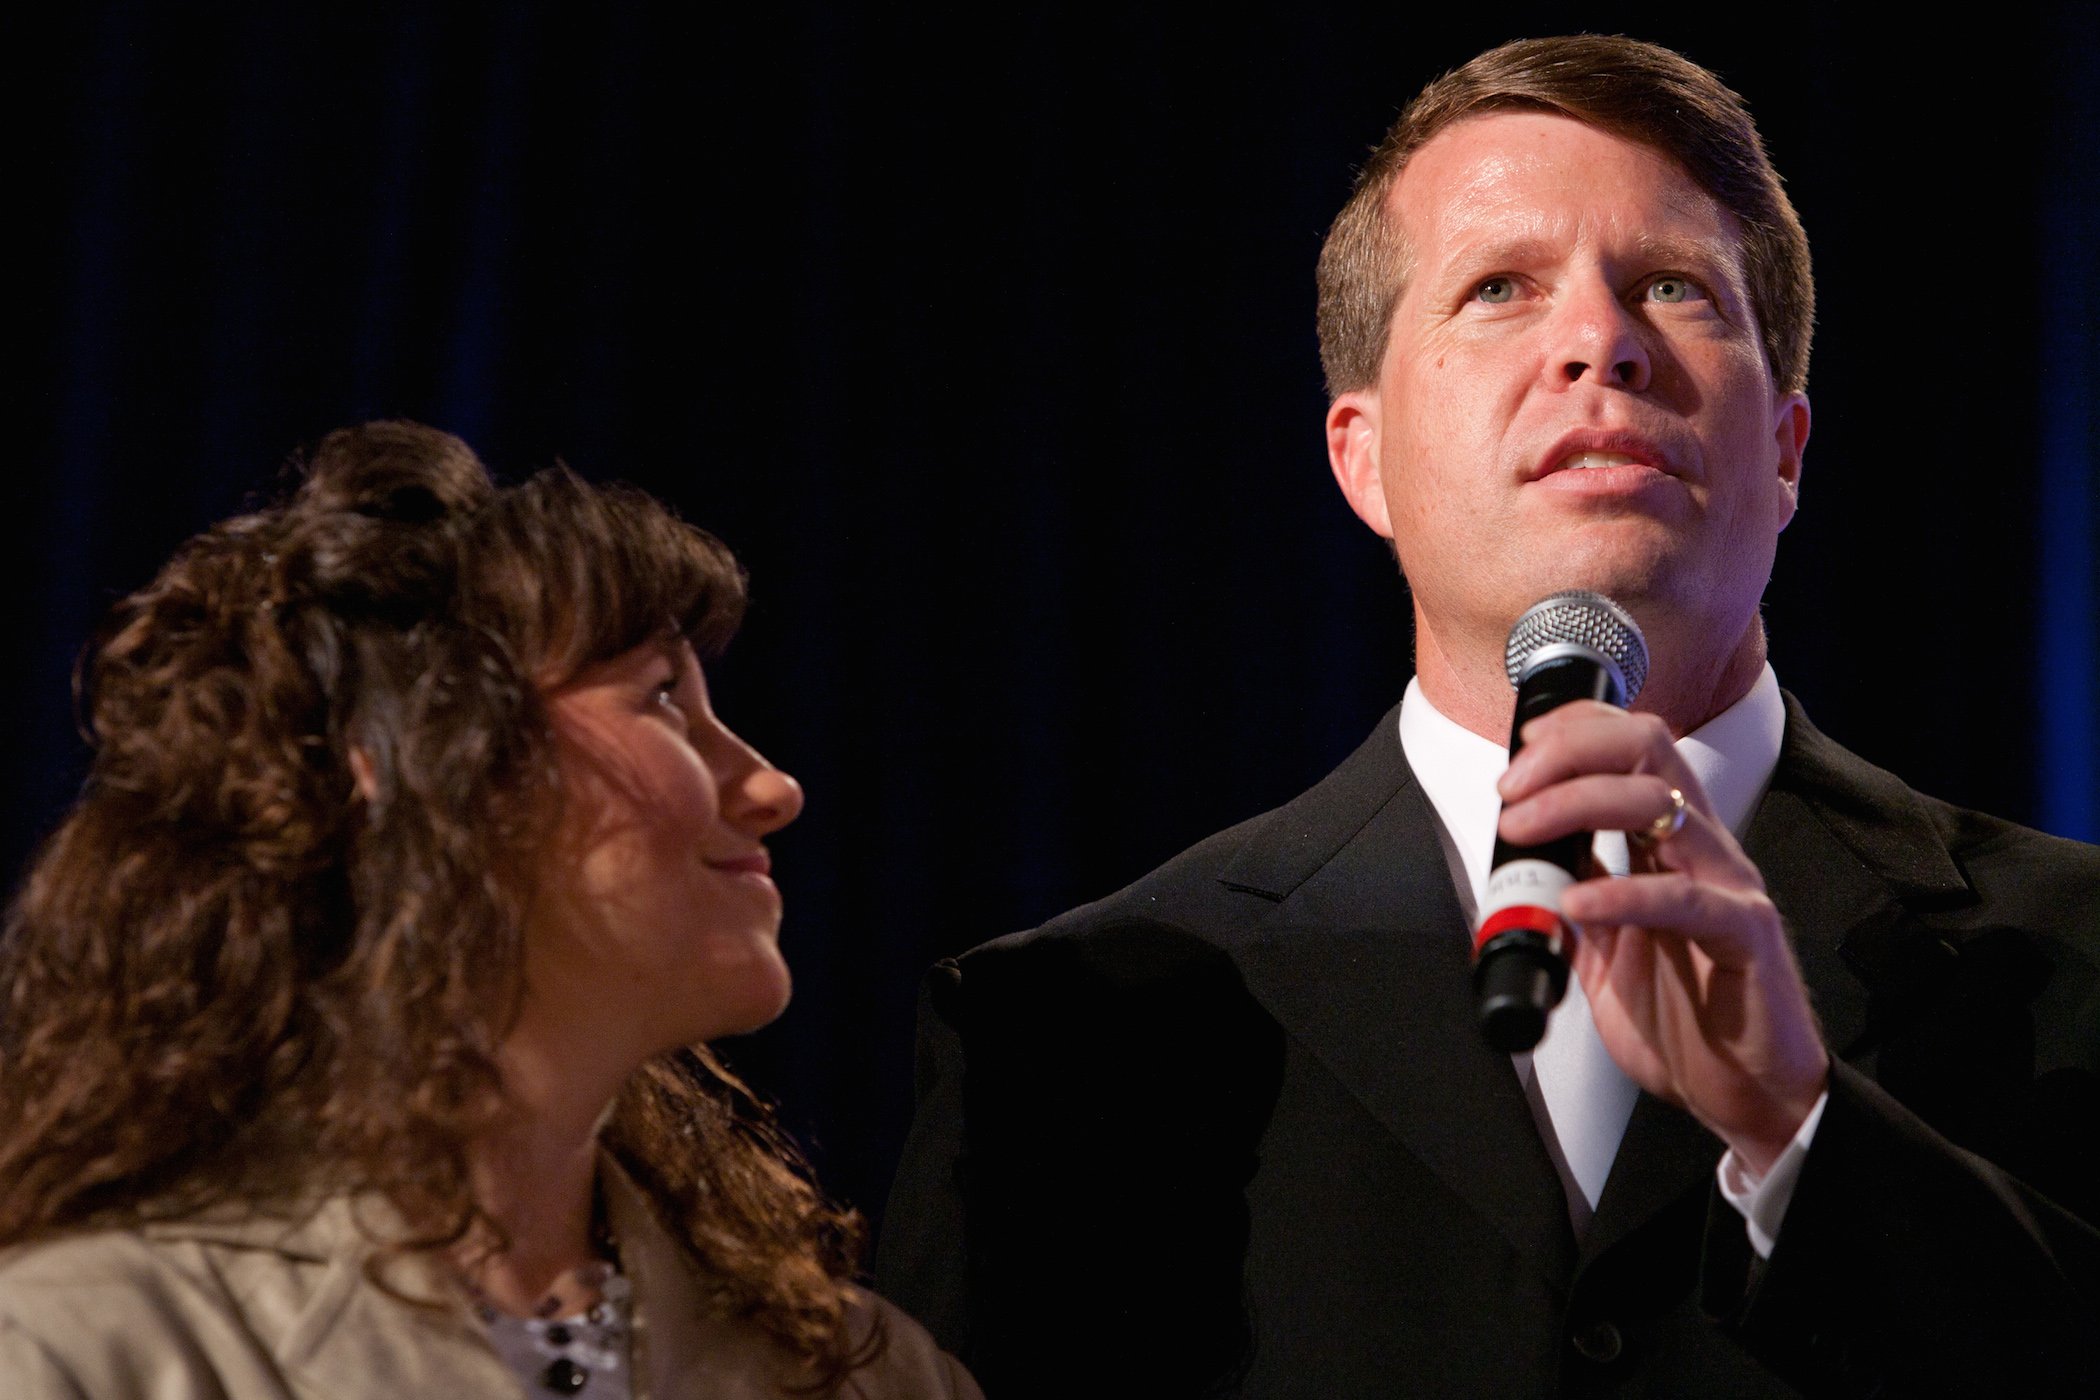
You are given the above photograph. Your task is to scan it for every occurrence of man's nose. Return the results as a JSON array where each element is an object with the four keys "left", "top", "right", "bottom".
[{"left": 1554, "top": 285, "right": 1651, "bottom": 391}]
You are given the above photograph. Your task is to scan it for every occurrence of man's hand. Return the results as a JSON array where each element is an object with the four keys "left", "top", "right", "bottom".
[{"left": 1495, "top": 701, "right": 1829, "bottom": 1175}]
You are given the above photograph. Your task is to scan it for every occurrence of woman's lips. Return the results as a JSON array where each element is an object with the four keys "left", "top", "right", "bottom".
[{"left": 706, "top": 851, "right": 773, "bottom": 879}]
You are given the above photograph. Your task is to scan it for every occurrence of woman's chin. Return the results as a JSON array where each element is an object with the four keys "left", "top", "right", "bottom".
[{"left": 681, "top": 952, "right": 794, "bottom": 1046}]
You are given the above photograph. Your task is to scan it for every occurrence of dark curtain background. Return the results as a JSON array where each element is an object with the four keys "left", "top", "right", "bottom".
[{"left": 16, "top": 3, "right": 2099, "bottom": 1230}]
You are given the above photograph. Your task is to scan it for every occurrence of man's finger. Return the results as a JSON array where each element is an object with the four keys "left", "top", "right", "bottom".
[
  {"left": 1500, "top": 772, "right": 1694, "bottom": 847},
  {"left": 1559, "top": 873, "right": 1777, "bottom": 965},
  {"left": 1499, "top": 703, "right": 1706, "bottom": 806}
]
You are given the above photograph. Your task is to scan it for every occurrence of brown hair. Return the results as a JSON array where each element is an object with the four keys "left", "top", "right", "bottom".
[
  {"left": 1315, "top": 34, "right": 1814, "bottom": 397},
  {"left": 0, "top": 421, "right": 875, "bottom": 1388}
]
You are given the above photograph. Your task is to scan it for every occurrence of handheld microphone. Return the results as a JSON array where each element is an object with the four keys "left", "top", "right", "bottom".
[{"left": 1472, "top": 591, "right": 1649, "bottom": 1052}]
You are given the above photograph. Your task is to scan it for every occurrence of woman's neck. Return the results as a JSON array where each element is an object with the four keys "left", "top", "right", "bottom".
[{"left": 460, "top": 1031, "right": 625, "bottom": 1316}]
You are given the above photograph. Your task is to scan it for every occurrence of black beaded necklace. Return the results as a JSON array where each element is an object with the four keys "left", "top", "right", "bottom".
[{"left": 474, "top": 1197, "right": 633, "bottom": 1396}]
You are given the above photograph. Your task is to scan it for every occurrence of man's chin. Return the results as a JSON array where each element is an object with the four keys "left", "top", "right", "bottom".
[{"left": 1507, "top": 550, "right": 1677, "bottom": 618}]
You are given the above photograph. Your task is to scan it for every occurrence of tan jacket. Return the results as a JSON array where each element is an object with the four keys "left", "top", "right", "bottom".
[{"left": 0, "top": 1164, "right": 979, "bottom": 1400}]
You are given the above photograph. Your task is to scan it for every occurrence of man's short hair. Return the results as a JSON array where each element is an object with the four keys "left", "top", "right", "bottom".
[{"left": 1315, "top": 35, "right": 1814, "bottom": 398}]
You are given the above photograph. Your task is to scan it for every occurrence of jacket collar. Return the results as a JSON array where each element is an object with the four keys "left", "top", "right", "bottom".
[
  {"left": 1215, "top": 703, "right": 1409, "bottom": 903},
  {"left": 601, "top": 1155, "right": 820, "bottom": 1397},
  {"left": 1211, "top": 693, "right": 1969, "bottom": 908},
  {"left": 142, "top": 1193, "right": 520, "bottom": 1398},
  {"left": 136, "top": 1156, "right": 807, "bottom": 1399}
]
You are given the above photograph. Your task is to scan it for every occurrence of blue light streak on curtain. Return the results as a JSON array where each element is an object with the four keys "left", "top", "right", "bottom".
[
  {"left": 439, "top": 7, "right": 538, "bottom": 447},
  {"left": 350, "top": 10, "right": 440, "bottom": 421},
  {"left": 2037, "top": 9, "right": 2098, "bottom": 842},
  {"left": 34, "top": 7, "right": 142, "bottom": 836}
]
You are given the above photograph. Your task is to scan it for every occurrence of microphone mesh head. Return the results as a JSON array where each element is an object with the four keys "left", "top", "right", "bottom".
[{"left": 1503, "top": 591, "right": 1649, "bottom": 704}]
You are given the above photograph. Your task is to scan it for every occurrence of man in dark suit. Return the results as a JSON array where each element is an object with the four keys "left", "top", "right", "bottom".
[{"left": 879, "top": 36, "right": 2100, "bottom": 1397}]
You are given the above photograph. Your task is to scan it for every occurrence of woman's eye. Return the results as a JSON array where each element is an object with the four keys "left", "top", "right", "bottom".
[
  {"left": 1644, "top": 276, "right": 1703, "bottom": 304},
  {"left": 1475, "top": 277, "right": 1517, "bottom": 304},
  {"left": 652, "top": 678, "right": 687, "bottom": 717}
]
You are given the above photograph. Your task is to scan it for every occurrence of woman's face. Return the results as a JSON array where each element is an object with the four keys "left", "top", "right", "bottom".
[{"left": 525, "top": 638, "right": 804, "bottom": 1059}]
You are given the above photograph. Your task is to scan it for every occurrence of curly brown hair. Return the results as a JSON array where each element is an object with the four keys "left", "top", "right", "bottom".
[{"left": 0, "top": 420, "right": 875, "bottom": 1388}]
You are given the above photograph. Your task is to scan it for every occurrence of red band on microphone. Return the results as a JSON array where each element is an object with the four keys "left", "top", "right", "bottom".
[{"left": 1472, "top": 903, "right": 1566, "bottom": 958}]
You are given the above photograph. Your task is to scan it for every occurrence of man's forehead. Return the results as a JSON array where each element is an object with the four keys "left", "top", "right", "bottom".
[{"left": 1388, "top": 111, "right": 1736, "bottom": 261}]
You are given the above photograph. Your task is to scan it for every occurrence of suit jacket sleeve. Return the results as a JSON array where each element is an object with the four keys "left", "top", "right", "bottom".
[
  {"left": 1701, "top": 1025, "right": 2100, "bottom": 1395},
  {"left": 1692, "top": 702, "right": 2100, "bottom": 1395},
  {"left": 878, "top": 921, "right": 1284, "bottom": 1398}
]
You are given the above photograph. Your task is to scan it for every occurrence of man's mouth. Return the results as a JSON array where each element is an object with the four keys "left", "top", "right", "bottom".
[
  {"left": 1556, "top": 450, "right": 1649, "bottom": 472},
  {"left": 1530, "top": 431, "right": 1681, "bottom": 483}
]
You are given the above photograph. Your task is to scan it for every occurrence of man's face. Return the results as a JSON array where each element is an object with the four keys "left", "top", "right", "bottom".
[{"left": 1327, "top": 111, "right": 1808, "bottom": 665}]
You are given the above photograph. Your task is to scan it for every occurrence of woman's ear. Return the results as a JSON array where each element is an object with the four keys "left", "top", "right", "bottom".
[{"left": 348, "top": 746, "right": 380, "bottom": 802}]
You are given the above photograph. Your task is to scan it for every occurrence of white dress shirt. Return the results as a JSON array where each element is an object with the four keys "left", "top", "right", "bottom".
[{"left": 1398, "top": 665, "right": 1823, "bottom": 1255}]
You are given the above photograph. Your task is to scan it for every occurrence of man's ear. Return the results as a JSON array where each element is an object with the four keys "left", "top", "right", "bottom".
[
  {"left": 1327, "top": 389, "right": 1394, "bottom": 539},
  {"left": 1772, "top": 390, "right": 1810, "bottom": 530}
]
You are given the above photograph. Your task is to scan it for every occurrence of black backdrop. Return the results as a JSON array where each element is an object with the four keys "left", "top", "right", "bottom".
[{"left": 17, "top": 4, "right": 2099, "bottom": 1230}]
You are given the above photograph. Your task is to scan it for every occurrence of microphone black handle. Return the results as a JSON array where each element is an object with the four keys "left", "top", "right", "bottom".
[{"left": 1473, "top": 653, "right": 1622, "bottom": 1051}]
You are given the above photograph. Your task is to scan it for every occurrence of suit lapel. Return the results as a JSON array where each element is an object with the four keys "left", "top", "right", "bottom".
[
  {"left": 1582, "top": 695, "right": 1973, "bottom": 1262},
  {"left": 1218, "top": 709, "right": 1578, "bottom": 1286},
  {"left": 1754, "top": 695, "right": 1970, "bottom": 1060},
  {"left": 1579, "top": 1088, "right": 1722, "bottom": 1266}
]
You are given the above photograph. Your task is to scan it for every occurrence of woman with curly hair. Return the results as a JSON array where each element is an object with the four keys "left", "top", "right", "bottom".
[{"left": 0, "top": 421, "right": 979, "bottom": 1399}]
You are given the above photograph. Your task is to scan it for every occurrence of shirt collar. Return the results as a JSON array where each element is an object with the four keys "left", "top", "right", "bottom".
[{"left": 1398, "top": 664, "right": 1786, "bottom": 915}]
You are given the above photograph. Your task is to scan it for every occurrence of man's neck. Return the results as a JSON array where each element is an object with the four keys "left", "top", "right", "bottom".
[{"left": 1413, "top": 604, "right": 1771, "bottom": 743}]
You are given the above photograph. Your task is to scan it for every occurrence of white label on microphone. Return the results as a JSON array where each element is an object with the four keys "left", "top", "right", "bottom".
[{"left": 1479, "top": 858, "right": 1575, "bottom": 922}]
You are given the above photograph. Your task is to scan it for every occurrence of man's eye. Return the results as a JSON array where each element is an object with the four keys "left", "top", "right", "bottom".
[
  {"left": 1475, "top": 277, "right": 1517, "bottom": 304},
  {"left": 1644, "top": 276, "right": 1704, "bottom": 304}
]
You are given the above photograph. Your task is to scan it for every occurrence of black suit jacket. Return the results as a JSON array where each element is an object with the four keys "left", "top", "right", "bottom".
[{"left": 878, "top": 697, "right": 2100, "bottom": 1397}]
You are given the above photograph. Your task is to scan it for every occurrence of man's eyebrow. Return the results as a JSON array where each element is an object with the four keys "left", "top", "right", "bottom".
[
  {"left": 1436, "top": 232, "right": 1562, "bottom": 277},
  {"left": 1428, "top": 229, "right": 1747, "bottom": 287},
  {"left": 1633, "top": 231, "right": 1745, "bottom": 276}
]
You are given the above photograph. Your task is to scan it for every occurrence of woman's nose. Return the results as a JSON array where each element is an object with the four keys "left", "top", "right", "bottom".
[{"left": 728, "top": 751, "right": 804, "bottom": 836}]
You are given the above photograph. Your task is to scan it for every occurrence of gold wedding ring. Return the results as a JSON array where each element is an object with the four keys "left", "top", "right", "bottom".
[{"left": 1630, "top": 786, "right": 1688, "bottom": 849}]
